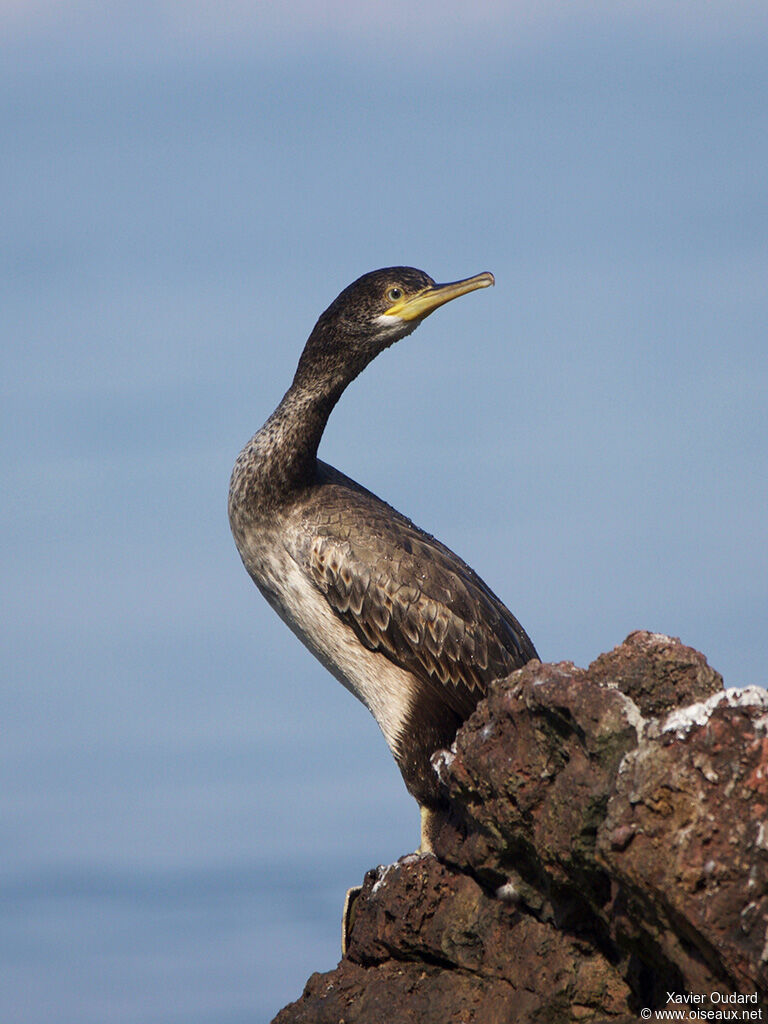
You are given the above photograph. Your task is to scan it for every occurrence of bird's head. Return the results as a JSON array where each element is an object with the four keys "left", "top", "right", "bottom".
[{"left": 294, "top": 267, "right": 494, "bottom": 394}]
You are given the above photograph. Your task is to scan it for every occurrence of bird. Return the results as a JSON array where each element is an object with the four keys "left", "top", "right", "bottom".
[{"left": 229, "top": 267, "right": 538, "bottom": 854}]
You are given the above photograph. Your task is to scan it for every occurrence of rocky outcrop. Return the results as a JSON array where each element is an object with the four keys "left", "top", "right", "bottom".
[{"left": 273, "top": 632, "right": 768, "bottom": 1022}]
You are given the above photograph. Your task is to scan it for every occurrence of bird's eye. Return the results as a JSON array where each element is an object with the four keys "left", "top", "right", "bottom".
[{"left": 387, "top": 287, "right": 403, "bottom": 302}]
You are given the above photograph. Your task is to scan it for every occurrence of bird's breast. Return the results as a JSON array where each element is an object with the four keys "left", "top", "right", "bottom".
[{"left": 233, "top": 517, "right": 416, "bottom": 757}]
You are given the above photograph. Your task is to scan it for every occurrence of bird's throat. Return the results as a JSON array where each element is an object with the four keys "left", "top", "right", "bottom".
[{"left": 230, "top": 381, "right": 340, "bottom": 517}]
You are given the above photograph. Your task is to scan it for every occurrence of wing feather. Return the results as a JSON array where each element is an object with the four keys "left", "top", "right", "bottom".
[{"left": 290, "top": 464, "right": 538, "bottom": 721}]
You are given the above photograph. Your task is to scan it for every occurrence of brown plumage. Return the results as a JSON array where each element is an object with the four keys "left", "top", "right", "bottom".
[{"left": 229, "top": 268, "right": 538, "bottom": 850}]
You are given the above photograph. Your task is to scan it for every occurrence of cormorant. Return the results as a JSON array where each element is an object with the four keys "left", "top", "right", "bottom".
[{"left": 229, "top": 267, "right": 538, "bottom": 853}]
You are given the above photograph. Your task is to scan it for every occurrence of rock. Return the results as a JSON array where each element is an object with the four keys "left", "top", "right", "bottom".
[
  {"left": 272, "top": 633, "right": 768, "bottom": 1023},
  {"left": 588, "top": 630, "right": 723, "bottom": 717}
]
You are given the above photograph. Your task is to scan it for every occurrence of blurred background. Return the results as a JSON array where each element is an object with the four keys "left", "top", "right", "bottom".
[{"left": 2, "top": 2, "right": 767, "bottom": 1021}]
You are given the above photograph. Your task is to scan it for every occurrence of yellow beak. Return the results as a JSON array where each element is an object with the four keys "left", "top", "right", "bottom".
[{"left": 383, "top": 271, "right": 495, "bottom": 322}]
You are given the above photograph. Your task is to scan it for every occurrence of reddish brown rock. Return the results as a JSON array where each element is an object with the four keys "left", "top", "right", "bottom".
[
  {"left": 274, "top": 855, "right": 634, "bottom": 1024},
  {"left": 273, "top": 633, "right": 768, "bottom": 1023},
  {"left": 588, "top": 630, "right": 723, "bottom": 717},
  {"left": 598, "top": 688, "right": 768, "bottom": 995}
]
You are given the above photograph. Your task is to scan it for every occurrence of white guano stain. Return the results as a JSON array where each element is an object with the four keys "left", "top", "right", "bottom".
[{"left": 661, "top": 687, "right": 768, "bottom": 740}]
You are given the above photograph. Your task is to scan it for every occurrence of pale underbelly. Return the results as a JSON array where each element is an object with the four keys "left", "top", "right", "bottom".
[{"left": 253, "top": 547, "right": 415, "bottom": 758}]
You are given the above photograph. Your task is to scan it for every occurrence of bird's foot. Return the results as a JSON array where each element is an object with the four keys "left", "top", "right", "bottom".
[{"left": 420, "top": 804, "right": 449, "bottom": 854}]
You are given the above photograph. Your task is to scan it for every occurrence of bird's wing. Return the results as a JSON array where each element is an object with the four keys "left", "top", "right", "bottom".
[{"left": 289, "top": 468, "right": 538, "bottom": 720}]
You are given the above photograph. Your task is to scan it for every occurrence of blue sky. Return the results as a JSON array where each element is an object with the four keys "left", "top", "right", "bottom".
[{"left": 2, "top": 3, "right": 767, "bottom": 1021}]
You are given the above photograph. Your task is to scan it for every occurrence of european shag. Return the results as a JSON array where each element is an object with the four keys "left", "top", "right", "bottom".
[{"left": 229, "top": 268, "right": 538, "bottom": 852}]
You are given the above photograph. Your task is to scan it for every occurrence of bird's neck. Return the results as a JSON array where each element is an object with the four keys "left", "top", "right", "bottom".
[{"left": 230, "top": 375, "right": 344, "bottom": 516}]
